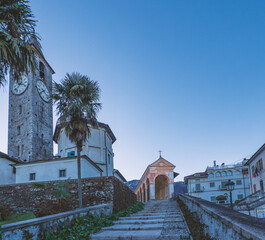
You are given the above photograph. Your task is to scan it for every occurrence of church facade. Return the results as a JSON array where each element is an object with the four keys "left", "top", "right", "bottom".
[{"left": 134, "top": 156, "right": 178, "bottom": 202}]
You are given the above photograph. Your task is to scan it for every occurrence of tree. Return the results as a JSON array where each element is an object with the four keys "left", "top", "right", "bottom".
[
  {"left": 51, "top": 72, "right": 102, "bottom": 208},
  {"left": 0, "top": 0, "right": 40, "bottom": 87}
]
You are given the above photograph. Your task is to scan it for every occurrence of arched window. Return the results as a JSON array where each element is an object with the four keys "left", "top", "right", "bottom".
[
  {"left": 39, "top": 61, "right": 45, "bottom": 79},
  {"left": 216, "top": 172, "right": 221, "bottom": 177},
  {"left": 17, "top": 126, "right": 21, "bottom": 135},
  {"left": 221, "top": 172, "right": 227, "bottom": 177},
  {"left": 208, "top": 173, "right": 214, "bottom": 178},
  {"left": 227, "top": 171, "right": 232, "bottom": 176}
]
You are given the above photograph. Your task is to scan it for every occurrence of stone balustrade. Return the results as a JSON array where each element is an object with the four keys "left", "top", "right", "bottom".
[
  {"left": 179, "top": 194, "right": 265, "bottom": 240},
  {"left": 1, "top": 203, "right": 112, "bottom": 240}
]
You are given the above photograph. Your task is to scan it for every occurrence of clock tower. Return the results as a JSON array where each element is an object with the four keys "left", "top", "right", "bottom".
[{"left": 8, "top": 43, "right": 55, "bottom": 162}]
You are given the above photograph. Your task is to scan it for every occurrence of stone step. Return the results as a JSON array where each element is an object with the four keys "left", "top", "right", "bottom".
[
  {"left": 114, "top": 219, "right": 184, "bottom": 225},
  {"left": 119, "top": 216, "right": 182, "bottom": 221},
  {"left": 131, "top": 213, "right": 181, "bottom": 217},
  {"left": 137, "top": 211, "right": 181, "bottom": 214},
  {"left": 104, "top": 223, "right": 187, "bottom": 231},
  {"left": 90, "top": 230, "right": 190, "bottom": 240}
]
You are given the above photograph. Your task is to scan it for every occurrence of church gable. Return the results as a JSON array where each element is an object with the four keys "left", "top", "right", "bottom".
[{"left": 150, "top": 157, "right": 175, "bottom": 168}]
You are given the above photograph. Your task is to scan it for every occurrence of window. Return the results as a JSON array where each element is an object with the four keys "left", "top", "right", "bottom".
[
  {"left": 59, "top": 169, "right": 66, "bottom": 178},
  {"left": 29, "top": 173, "right": 36, "bottom": 181},
  {"left": 221, "top": 172, "right": 227, "bottom": 177},
  {"left": 227, "top": 171, "right": 232, "bottom": 176},
  {"left": 210, "top": 196, "right": 216, "bottom": 203},
  {"left": 257, "top": 159, "right": 263, "bottom": 172},
  {"left": 39, "top": 61, "right": 45, "bottom": 79},
  {"left": 107, "top": 154, "right": 111, "bottom": 164},
  {"left": 41, "top": 134, "right": 44, "bottom": 144},
  {"left": 237, "top": 194, "right": 243, "bottom": 200},
  {"left": 221, "top": 181, "right": 227, "bottom": 189},
  {"left": 17, "top": 126, "right": 21, "bottom": 135},
  {"left": 260, "top": 180, "right": 264, "bottom": 191},
  {"left": 210, "top": 182, "right": 215, "bottom": 187},
  {"left": 254, "top": 184, "right": 257, "bottom": 193},
  {"left": 208, "top": 173, "right": 214, "bottom": 178},
  {"left": 68, "top": 151, "right": 75, "bottom": 157},
  {"left": 195, "top": 184, "right": 201, "bottom": 191},
  {"left": 236, "top": 180, "right": 242, "bottom": 185},
  {"left": 235, "top": 170, "right": 241, "bottom": 175},
  {"left": 216, "top": 172, "right": 221, "bottom": 177},
  {"left": 17, "top": 145, "right": 20, "bottom": 157},
  {"left": 19, "top": 105, "right": 22, "bottom": 114}
]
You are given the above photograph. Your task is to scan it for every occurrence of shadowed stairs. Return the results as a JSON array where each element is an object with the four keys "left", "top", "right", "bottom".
[{"left": 90, "top": 200, "right": 191, "bottom": 240}]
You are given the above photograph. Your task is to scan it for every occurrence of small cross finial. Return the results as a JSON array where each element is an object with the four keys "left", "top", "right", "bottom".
[{"left": 159, "top": 150, "right": 162, "bottom": 157}]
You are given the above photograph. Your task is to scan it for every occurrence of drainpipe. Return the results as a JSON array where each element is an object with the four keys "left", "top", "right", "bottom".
[{"left": 104, "top": 131, "right": 108, "bottom": 177}]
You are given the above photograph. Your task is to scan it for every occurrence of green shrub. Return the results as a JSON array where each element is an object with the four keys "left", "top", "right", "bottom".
[
  {"left": 54, "top": 180, "right": 70, "bottom": 199},
  {"left": 45, "top": 201, "right": 144, "bottom": 240}
]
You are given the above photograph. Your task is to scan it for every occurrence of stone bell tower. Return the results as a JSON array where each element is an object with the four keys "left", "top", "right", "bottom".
[{"left": 8, "top": 42, "right": 55, "bottom": 162}]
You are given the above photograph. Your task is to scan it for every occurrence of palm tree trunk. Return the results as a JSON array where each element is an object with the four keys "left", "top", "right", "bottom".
[{"left": 77, "top": 147, "right": 82, "bottom": 208}]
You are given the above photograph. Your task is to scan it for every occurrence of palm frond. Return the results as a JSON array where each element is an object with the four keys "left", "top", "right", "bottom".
[{"left": 52, "top": 72, "right": 102, "bottom": 147}]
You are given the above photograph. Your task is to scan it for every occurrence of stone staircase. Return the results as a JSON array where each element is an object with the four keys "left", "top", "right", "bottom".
[
  {"left": 90, "top": 200, "right": 191, "bottom": 240},
  {"left": 234, "top": 190, "right": 265, "bottom": 211}
]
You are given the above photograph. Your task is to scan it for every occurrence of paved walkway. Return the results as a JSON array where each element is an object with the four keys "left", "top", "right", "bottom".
[{"left": 90, "top": 200, "right": 191, "bottom": 240}]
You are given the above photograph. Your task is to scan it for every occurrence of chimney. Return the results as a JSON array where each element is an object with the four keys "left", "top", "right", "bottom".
[{"left": 213, "top": 160, "right": 216, "bottom": 167}]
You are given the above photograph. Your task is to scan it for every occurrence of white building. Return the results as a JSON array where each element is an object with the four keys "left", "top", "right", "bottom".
[
  {"left": 14, "top": 155, "right": 103, "bottom": 183},
  {"left": 53, "top": 121, "right": 116, "bottom": 177},
  {"left": 0, "top": 152, "right": 18, "bottom": 185},
  {"left": 184, "top": 160, "right": 250, "bottom": 204},
  {"left": 245, "top": 143, "right": 265, "bottom": 193},
  {"left": 0, "top": 121, "right": 127, "bottom": 185}
]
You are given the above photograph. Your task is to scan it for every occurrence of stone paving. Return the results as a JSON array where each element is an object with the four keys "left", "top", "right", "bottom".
[{"left": 90, "top": 200, "right": 191, "bottom": 240}]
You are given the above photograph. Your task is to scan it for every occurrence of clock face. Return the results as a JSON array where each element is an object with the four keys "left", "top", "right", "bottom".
[
  {"left": 37, "top": 80, "right": 50, "bottom": 102},
  {"left": 12, "top": 76, "right": 29, "bottom": 95}
]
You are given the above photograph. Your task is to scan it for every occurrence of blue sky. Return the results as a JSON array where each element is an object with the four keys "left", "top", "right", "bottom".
[{"left": 1, "top": 0, "right": 265, "bottom": 181}]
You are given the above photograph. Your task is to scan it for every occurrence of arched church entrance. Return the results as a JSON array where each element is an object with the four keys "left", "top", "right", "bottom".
[{"left": 155, "top": 175, "right": 168, "bottom": 200}]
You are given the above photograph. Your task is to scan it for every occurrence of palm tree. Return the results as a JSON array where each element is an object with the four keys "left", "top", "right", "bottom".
[
  {"left": 52, "top": 72, "right": 102, "bottom": 208},
  {"left": 0, "top": 0, "right": 40, "bottom": 87}
]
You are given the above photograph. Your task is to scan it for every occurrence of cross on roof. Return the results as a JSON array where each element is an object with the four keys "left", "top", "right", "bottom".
[{"left": 159, "top": 150, "right": 162, "bottom": 157}]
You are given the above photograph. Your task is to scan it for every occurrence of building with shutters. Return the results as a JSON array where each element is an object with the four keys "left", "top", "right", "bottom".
[{"left": 184, "top": 160, "right": 250, "bottom": 204}]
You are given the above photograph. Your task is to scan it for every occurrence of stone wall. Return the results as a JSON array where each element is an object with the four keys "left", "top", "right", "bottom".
[
  {"left": 179, "top": 194, "right": 265, "bottom": 240},
  {"left": 1, "top": 203, "right": 112, "bottom": 240},
  {"left": 0, "top": 176, "right": 136, "bottom": 213},
  {"left": 112, "top": 177, "right": 137, "bottom": 212}
]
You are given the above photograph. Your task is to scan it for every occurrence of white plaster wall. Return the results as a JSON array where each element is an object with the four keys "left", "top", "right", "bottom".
[
  {"left": 249, "top": 151, "right": 265, "bottom": 193},
  {"left": 0, "top": 158, "right": 16, "bottom": 185},
  {"left": 15, "top": 158, "right": 101, "bottom": 183},
  {"left": 57, "top": 127, "right": 114, "bottom": 177},
  {"left": 82, "top": 159, "right": 102, "bottom": 178}
]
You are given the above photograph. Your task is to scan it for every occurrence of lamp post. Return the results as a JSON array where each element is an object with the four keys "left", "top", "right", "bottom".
[{"left": 225, "top": 180, "right": 235, "bottom": 209}]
